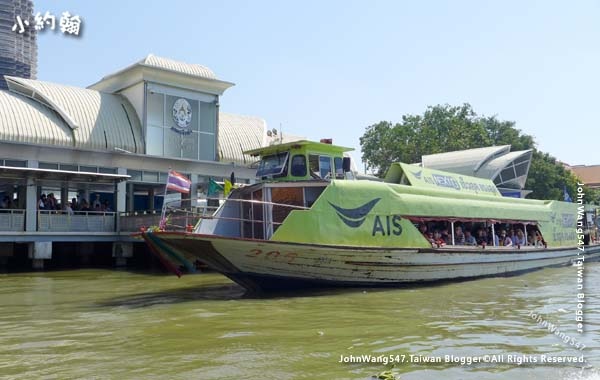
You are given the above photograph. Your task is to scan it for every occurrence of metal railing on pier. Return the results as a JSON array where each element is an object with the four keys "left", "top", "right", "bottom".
[
  {"left": 0, "top": 209, "right": 25, "bottom": 231},
  {"left": 38, "top": 210, "right": 116, "bottom": 232}
]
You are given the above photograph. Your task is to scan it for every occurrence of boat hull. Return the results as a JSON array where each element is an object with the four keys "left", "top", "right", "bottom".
[{"left": 143, "top": 232, "right": 600, "bottom": 292}]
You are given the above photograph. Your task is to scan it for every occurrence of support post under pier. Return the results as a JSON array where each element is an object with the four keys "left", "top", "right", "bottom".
[{"left": 113, "top": 242, "right": 133, "bottom": 267}]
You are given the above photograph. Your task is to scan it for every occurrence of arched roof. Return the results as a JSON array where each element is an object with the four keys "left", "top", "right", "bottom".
[
  {"left": 421, "top": 145, "right": 511, "bottom": 175},
  {"left": 0, "top": 90, "right": 73, "bottom": 147},
  {"left": 140, "top": 54, "right": 217, "bottom": 80},
  {"left": 218, "top": 112, "right": 265, "bottom": 165},
  {"left": 421, "top": 145, "right": 533, "bottom": 190},
  {"left": 3, "top": 76, "right": 144, "bottom": 153}
]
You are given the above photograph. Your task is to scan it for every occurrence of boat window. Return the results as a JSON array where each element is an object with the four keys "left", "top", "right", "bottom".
[
  {"left": 309, "top": 155, "right": 320, "bottom": 178},
  {"left": 412, "top": 218, "right": 545, "bottom": 249},
  {"left": 290, "top": 155, "right": 307, "bottom": 177},
  {"left": 319, "top": 156, "right": 332, "bottom": 178},
  {"left": 308, "top": 154, "right": 333, "bottom": 179},
  {"left": 256, "top": 152, "right": 289, "bottom": 177},
  {"left": 334, "top": 157, "right": 344, "bottom": 179}
]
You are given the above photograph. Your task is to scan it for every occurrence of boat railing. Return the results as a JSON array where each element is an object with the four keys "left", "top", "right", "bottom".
[{"left": 160, "top": 196, "right": 309, "bottom": 234}]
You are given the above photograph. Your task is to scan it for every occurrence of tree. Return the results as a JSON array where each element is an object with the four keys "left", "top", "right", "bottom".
[{"left": 360, "top": 103, "right": 592, "bottom": 201}]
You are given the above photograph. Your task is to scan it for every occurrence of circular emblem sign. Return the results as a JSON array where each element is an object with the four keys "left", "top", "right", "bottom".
[{"left": 172, "top": 98, "right": 192, "bottom": 134}]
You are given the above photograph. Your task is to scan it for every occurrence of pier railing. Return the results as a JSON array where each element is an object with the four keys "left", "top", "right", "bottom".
[
  {"left": 37, "top": 210, "right": 116, "bottom": 232},
  {"left": 119, "top": 210, "right": 162, "bottom": 232},
  {"left": 0, "top": 209, "right": 25, "bottom": 231}
]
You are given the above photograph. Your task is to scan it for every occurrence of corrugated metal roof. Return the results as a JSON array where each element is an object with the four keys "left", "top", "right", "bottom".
[
  {"left": 422, "top": 145, "right": 511, "bottom": 175},
  {"left": 218, "top": 112, "right": 265, "bottom": 165},
  {"left": 140, "top": 54, "right": 217, "bottom": 80},
  {"left": 0, "top": 89, "right": 73, "bottom": 147},
  {"left": 3, "top": 77, "right": 144, "bottom": 153}
]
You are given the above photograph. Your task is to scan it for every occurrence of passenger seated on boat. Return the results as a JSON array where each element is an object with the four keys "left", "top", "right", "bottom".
[
  {"left": 527, "top": 234, "right": 536, "bottom": 246},
  {"left": 499, "top": 230, "right": 513, "bottom": 247},
  {"left": 513, "top": 229, "right": 526, "bottom": 246},
  {"left": 534, "top": 231, "right": 545, "bottom": 247},
  {"left": 432, "top": 231, "right": 446, "bottom": 247},
  {"left": 441, "top": 228, "right": 451, "bottom": 245},
  {"left": 454, "top": 226, "right": 465, "bottom": 245},
  {"left": 463, "top": 230, "right": 477, "bottom": 246},
  {"left": 476, "top": 228, "right": 487, "bottom": 246}
]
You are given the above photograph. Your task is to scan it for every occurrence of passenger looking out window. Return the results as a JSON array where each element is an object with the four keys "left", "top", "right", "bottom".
[
  {"left": 513, "top": 229, "right": 526, "bottom": 246},
  {"left": 499, "top": 230, "right": 513, "bottom": 246},
  {"left": 454, "top": 226, "right": 465, "bottom": 245},
  {"left": 464, "top": 230, "right": 477, "bottom": 246},
  {"left": 433, "top": 231, "right": 446, "bottom": 247}
]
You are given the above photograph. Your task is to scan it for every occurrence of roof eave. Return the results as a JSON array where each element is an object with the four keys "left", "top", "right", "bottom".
[{"left": 88, "top": 66, "right": 235, "bottom": 96}]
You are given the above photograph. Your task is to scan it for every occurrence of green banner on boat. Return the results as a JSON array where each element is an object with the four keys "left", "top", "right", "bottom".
[
  {"left": 271, "top": 179, "right": 577, "bottom": 248},
  {"left": 385, "top": 163, "right": 501, "bottom": 197}
]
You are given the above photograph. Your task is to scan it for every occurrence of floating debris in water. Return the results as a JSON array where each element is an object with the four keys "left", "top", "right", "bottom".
[{"left": 373, "top": 370, "right": 400, "bottom": 380}]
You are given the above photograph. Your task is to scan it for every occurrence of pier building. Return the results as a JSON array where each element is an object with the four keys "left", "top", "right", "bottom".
[{"left": 0, "top": 54, "right": 284, "bottom": 269}]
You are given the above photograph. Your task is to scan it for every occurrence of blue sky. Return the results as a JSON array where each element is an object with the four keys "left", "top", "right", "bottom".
[{"left": 35, "top": 0, "right": 600, "bottom": 169}]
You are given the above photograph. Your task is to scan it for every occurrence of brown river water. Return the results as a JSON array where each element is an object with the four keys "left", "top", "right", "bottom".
[{"left": 0, "top": 262, "right": 598, "bottom": 380}]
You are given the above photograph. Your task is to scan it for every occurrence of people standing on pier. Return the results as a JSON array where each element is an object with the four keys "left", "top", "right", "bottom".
[
  {"left": 80, "top": 199, "right": 91, "bottom": 212},
  {"left": 71, "top": 197, "right": 79, "bottom": 211},
  {"left": 102, "top": 200, "right": 112, "bottom": 212},
  {"left": 92, "top": 194, "right": 102, "bottom": 209},
  {"left": 38, "top": 194, "right": 47, "bottom": 210},
  {"left": 64, "top": 202, "right": 74, "bottom": 215}
]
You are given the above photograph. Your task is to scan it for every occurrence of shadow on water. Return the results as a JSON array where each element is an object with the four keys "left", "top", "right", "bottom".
[{"left": 93, "top": 275, "right": 489, "bottom": 309}]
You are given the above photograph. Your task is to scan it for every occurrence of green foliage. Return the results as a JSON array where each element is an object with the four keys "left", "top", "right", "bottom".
[{"left": 359, "top": 103, "right": 593, "bottom": 201}]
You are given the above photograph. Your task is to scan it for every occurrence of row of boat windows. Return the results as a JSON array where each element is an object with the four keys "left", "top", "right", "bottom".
[
  {"left": 416, "top": 220, "right": 545, "bottom": 248},
  {"left": 258, "top": 153, "right": 343, "bottom": 179}
]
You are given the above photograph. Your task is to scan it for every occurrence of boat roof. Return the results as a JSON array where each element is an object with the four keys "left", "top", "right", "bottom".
[
  {"left": 385, "top": 162, "right": 502, "bottom": 197},
  {"left": 244, "top": 140, "right": 354, "bottom": 157}
]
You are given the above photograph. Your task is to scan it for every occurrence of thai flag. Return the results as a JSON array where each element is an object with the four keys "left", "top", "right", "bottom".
[{"left": 167, "top": 170, "right": 191, "bottom": 193}]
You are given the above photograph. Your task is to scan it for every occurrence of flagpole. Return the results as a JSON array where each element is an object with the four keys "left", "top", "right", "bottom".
[{"left": 160, "top": 169, "right": 171, "bottom": 230}]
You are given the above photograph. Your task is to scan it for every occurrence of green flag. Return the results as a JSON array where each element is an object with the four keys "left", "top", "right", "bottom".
[{"left": 207, "top": 178, "right": 223, "bottom": 197}]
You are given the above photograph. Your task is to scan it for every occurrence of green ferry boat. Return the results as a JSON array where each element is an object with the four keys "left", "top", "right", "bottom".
[{"left": 141, "top": 140, "right": 600, "bottom": 292}]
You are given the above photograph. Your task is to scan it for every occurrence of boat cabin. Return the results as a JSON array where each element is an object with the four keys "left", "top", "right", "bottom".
[
  {"left": 244, "top": 139, "right": 354, "bottom": 182},
  {"left": 197, "top": 140, "right": 354, "bottom": 239}
]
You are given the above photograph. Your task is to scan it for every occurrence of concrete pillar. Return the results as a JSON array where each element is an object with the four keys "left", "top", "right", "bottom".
[
  {"left": 28, "top": 242, "right": 52, "bottom": 269},
  {"left": 16, "top": 184, "right": 26, "bottom": 209},
  {"left": 148, "top": 187, "right": 155, "bottom": 210},
  {"left": 127, "top": 183, "right": 135, "bottom": 213},
  {"left": 112, "top": 242, "right": 133, "bottom": 267},
  {"left": 25, "top": 177, "right": 37, "bottom": 231},
  {"left": 60, "top": 185, "right": 68, "bottom": 210},
  {"left": 117, "top": 168, "right": 127, "bottom": 213}
]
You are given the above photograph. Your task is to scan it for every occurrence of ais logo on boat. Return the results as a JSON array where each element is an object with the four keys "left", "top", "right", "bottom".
[{"left": 328, "top": 198, "right": 403, "bottom": 237}]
